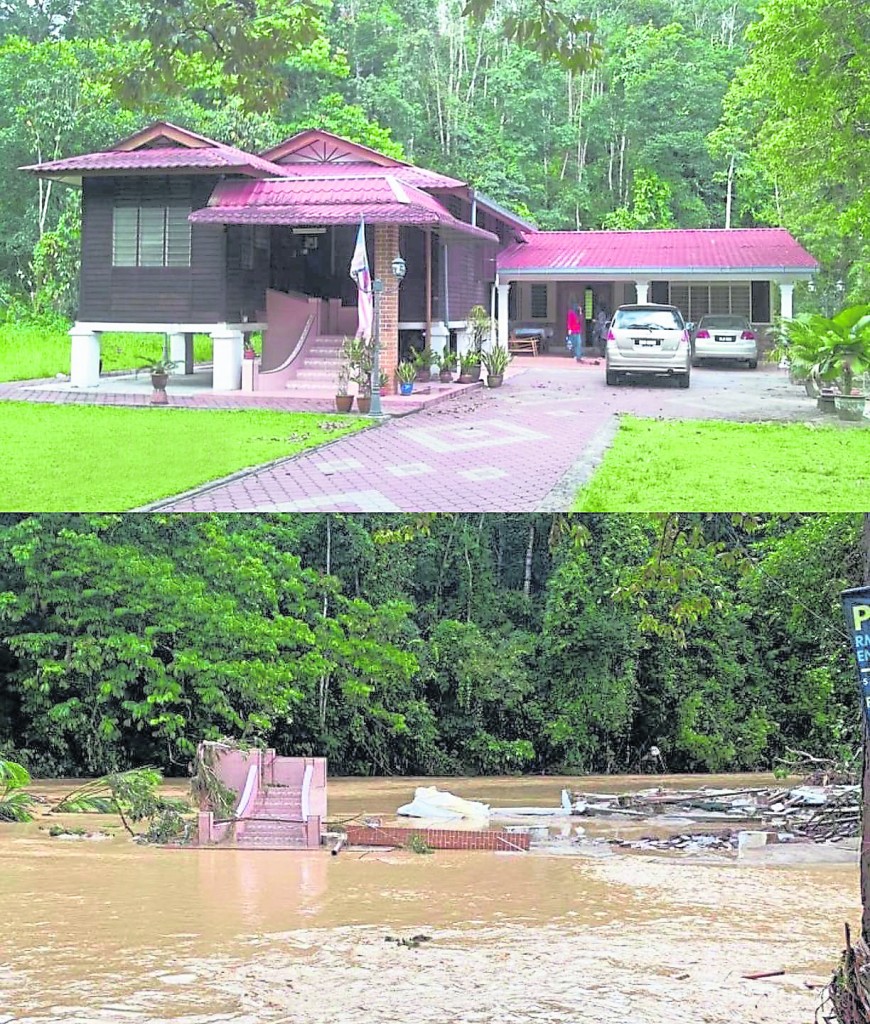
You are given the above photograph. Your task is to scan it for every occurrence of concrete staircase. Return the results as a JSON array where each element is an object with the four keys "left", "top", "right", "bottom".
[
  {"left": 281, "top": 334, "right": 346, "bottom": 398},
  {"left": 236, "top": 785, "right": 309, "bottom": 849}
]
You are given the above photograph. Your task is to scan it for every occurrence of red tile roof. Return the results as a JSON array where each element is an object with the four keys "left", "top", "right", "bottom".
[
  {"left": 21, "top": 145, "right": 284, "bottom": 178},
  {"left": 190, "top": 175, "right": 498, "bottom": 241},
  {"left": 276, "top": 160, "right": 467, "bottom": 190},
  {"left": 497, "top": 229, "right": 818, "bottom": 273}
]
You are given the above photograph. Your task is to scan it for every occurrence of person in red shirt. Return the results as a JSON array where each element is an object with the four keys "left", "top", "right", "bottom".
[{"left": 566, "top": 305, "right": 584, "bottom": 361}]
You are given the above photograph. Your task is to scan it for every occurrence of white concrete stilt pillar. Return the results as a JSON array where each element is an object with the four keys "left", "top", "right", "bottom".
[
  {"left": 635, "top": 280, "right": 650, "bottom": 304},
  {"left": 69, "top": 326, "right": 101, "bottom": 387},
  {"left": 211, "top": 328, "right": 244, "bottom": 391},
  {"left": 168, "top": 332, "right": 187, "bottom": 374},
  {"left": 497, "top": 281, "right": 510, "bottom": 348},
  {"left": 429, "top": 321, "right": 449, "bottom": 357},
  {"left": 779, "top": 281, "right": 795, "bottom": 321}
]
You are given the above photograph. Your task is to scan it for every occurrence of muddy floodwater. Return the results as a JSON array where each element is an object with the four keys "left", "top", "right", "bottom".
[{"left": 1, "top": 774, "right": 859, "bottom": 1023}]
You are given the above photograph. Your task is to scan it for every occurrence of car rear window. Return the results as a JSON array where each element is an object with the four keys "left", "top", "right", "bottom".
[
  {"left": 614, "top": 309, "right": 683, "bottom": 329},
  {"left": 700, "top": 316, "right": 748, "bottom": 329}
]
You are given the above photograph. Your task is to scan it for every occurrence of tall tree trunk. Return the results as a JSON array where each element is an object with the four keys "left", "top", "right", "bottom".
[
  {"left": 318, "top": 515, "right": 332, "bottom": 732},
  {"left": 725, "top": 153, "right": 735, "bottom": 229},
  {"left": 523, "top": 522, "right": 535, "bottom": 598}
]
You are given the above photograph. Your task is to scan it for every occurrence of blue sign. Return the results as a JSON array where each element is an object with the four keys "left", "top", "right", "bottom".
[{"left": 842, "top": 586, "right": 870, "bottom": 724}]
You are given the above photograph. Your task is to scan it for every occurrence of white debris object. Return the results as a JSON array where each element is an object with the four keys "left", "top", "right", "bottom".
[
  {"left": 737, "top": 830, "right": 769, "bottom": 857},
  {"left": 788, "top": 786, "right": 829, "bottom": 806},
  {"left": 397, "top": 786, "right": 490, "bottom": 822}
]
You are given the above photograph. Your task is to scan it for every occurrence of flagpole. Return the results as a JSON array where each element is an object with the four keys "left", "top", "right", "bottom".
[{"left": 370, "top": 279, "right": 384, "bottom": 417}]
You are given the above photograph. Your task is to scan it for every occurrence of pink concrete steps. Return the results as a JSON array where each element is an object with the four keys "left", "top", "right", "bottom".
[
  {"left": 233, "top": 785, "right": 307, "bottom": 848},
  {"left": 284, "top": 334, "right": 347, "bottom": 394}
]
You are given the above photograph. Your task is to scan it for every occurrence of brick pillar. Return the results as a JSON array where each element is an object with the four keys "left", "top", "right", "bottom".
[{"left": 374, "top": 223, "right": 400, "bottom": 390}]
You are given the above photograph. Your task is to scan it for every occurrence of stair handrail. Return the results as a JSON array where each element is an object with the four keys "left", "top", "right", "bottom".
[
  {"left": 301, "top": 762, "right": 314, "bottom": 822},
  {"left": 234, "top": 762, "right": 260, "bottom": 820},
  {"left": 257, "top": 313, "right": 316, "bottom": 378}
]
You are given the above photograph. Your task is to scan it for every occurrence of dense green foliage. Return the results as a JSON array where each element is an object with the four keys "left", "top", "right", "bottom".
[
  {"left": 1, "top": 0, "right": 866, "bottom": 317},
  {"left": 0, "top": 513, "right": 864, "bottom": 777}
]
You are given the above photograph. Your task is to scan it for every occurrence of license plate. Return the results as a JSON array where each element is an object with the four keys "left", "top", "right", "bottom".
[
  {"left": 635, "top": 338, "right": 657, "bottom": 347},
  {"left": 715, "top": 334, "right": 735, "bottom": 342}
]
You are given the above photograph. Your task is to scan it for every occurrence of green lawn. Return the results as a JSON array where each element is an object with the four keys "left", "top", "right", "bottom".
[
  {"left": 0, "top": 403, "right": 366, "bottom": 510},
  {"left": 573, "top": 416, "right": 870, "bottom": 511},
  {"left": 0, "top": 323, "right": 253, "bottom": 381}
]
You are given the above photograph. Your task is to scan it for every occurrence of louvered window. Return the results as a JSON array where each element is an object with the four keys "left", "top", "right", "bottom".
[
  {"left": 530, "top": 284, "right": 549, "bottom": 319},
  {"left": 113, "top": 201, "right": 191, "bottom": 268}
]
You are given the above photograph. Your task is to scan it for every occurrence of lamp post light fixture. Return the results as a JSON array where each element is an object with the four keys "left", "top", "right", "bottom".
[{"left": 369, "top": 253, "right": 406, "bottom": 417}]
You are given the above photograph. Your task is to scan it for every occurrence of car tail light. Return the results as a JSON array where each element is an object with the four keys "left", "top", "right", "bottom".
[
  {"left": 606, "top": 329, "right": 615, "bottom": 341},
  {"left": 695, "top": 329, "right": 710, "bottom": 339},
  {"left": 741, "top": 330, "right": 756, "bottom": 340}
]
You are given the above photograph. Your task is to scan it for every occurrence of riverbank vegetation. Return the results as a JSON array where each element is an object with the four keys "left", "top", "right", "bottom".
[{"left": 0, "top": 513, "right": 864, "bottom": 778}]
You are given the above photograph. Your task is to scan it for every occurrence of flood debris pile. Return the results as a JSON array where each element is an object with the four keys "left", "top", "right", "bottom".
[
  {"left": 607, "top": 831, "right": 739, "bottom": 854},
  {"left": 564, "top": 782, "right": 860, "bottom": 843},
  {"left": 820, "top": 925, "right": 870, "bottom": 1024}
]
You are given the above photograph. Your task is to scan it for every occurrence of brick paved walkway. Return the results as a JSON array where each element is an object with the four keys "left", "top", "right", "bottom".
[{"left": 155, "top": 362, "right": 811, "bottom": 512}]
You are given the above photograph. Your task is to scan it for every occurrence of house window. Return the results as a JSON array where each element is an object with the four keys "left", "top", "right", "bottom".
[
  {"left": 530, "top": 284, "right": 548, "bottom": 319},
  {"left": 112, "top": 201, "right": 191, "bottom": 268},
  {"left": 508, "top": 285, "right": 518, "bottom": 320}
]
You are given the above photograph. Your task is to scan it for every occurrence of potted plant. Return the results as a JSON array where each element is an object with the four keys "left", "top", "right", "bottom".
[
  {"left": 436, "top": 350, "right": 457, "bottom": 383},
  {"left": 139, "top": 353, "right": 178, "bottom": 404},
  {"left": 807, "top": 305, "right": 870, "bottom": 422},
  {"left": 458, "top": 351, "right": 480, "bottom": 384},
  {"left": 397, "top": 361, "right": 417, "bottom": 396},
  {"left": 467, "top": 304, "right": 492, "bottom": 381},
  {"left": 334, "top": 365, "right": 353, "bottom": 413},
  {"left": 768, "top": 317, "right": 825, "bottom": 396},
  {"left": 342, "top": 336, "right": 374, "bottom": 413},
  {"left": 243, "top": 338, "right": 257, "bottom": 361},
  {"left": 481, "top": 344, "right": 511, "bottom": 387},
  {"left": 411, "top": 346, "right": 434, "bottom": 383},
  {"left": 379, "top": 370, "right": 392, "bottom": 397}
]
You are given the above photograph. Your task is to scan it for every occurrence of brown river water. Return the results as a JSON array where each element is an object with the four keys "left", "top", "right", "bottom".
[{"left": 1, "top": 774, "right": 859, "bottom": 1023}]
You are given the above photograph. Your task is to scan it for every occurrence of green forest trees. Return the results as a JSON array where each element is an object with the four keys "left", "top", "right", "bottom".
[
  {"left": 2, "top": 0, "right": 866, "bottom": 314},
  {"left": 0, "top": 513, "right": 864, "bottom": 778}
]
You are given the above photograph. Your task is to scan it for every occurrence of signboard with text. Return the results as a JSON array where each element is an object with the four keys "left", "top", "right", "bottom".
[{"left": 842, "top": 586, "right": 870, "bottom": 724}]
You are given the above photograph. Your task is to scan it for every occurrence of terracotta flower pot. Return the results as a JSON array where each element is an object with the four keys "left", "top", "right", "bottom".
[
  {"left": 151, "top": 372, "right": 169, "bottom": 390},
  {"left": 415, "top": 369, "right": 431, "bottom": 383},
  {"left": 335, "top": 395, "right": 354, "bottom": 413},
  {"left": 487, "top": 374, "right": 504, "bottom": 388},
  {"left": 356, "top": 395, "right": 372, "bottom": 414},
  {"left": 458, "top": 373, "right": 474, "bottom": 384},
  {"left": 439, "top": 370, "right": 454, "bottom": 383}
]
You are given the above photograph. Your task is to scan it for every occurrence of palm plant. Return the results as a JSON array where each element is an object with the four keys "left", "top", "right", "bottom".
[
  {"left": 772, "top": 305, "right": 870, "bottom": 393},
  {"left": 0, "top": 757, "right": 34, "bottom": 822},
  {"left": 467, "top": 304, "right": 492, "bottom": 355}
]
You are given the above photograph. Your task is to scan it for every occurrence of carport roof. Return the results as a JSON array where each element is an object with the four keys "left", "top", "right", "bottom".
[{"left": 497, "top": 228, "right": 818, "bottom": 275}]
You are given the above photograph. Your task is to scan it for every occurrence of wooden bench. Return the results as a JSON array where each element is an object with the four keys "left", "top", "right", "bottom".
[{"left": 508, "top": 335, "right": 539, "bottom": 357}]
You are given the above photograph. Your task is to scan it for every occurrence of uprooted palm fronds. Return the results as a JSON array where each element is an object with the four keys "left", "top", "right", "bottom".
[
  {"left": 0, "top": 757, "right": 34, "bottom": 822},
  {"left": 818, "top": 924, "right": 870, "bottom": 1024},
  {"left": 52, "top": 767, "right": 192, "bottom": 842},
  {"left": 189, "top": 741, "right": 238, "bottom": 819}
]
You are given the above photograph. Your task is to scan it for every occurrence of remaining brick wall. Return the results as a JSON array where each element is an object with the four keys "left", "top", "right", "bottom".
[
  {"left": 345, "top": 824, "right": 530, "bottom": 851},
  {"left": 374, "top": 223, "right": 400, "bottom": 389}
]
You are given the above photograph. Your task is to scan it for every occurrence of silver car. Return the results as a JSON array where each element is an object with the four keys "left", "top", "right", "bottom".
[
  {"left": 691, "top": 315, "right": 758, "bottom": 368},
  {"left": 605, "top": 303, "right": 691, "bottom": 388}
]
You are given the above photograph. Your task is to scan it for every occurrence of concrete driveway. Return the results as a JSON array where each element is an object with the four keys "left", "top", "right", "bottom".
[{"left": 154, "top": 361, "right": 821, "bottom": 513}]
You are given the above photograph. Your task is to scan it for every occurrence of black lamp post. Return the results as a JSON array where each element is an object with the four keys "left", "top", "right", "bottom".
[{"left": 369, "top": 254, "right": 407, "bottom": 417}]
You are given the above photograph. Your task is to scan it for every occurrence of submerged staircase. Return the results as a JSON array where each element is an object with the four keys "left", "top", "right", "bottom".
[
  {"left": 236, "top": 784, "right": 310, "bottom": 849},
  {"left": 197, "top": 749, "right": 327, "bottom": 850}
]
